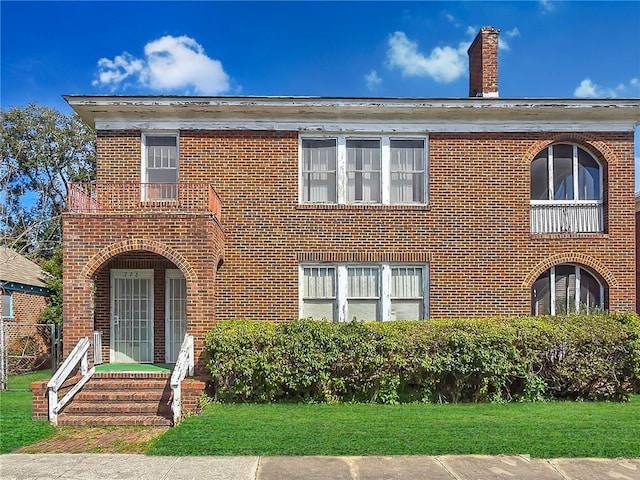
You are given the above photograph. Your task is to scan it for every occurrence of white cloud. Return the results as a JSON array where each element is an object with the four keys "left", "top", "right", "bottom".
[
  {"left": 364, "top": 70, "right": 383, "bottom": 90},
  {"left": 574, "top": 79, "right": 600, "bottom": 97},
  {"left": 497, "top": 28, "right": 520, "bottom": 51},
  {"left": 574, "top": 78, "right": 640, "bottom": 98},
  {"left": 506, "top": 28, "right": 520, "bottom": 38},
  {"left": 386, "top": 31, "right": 470, "bottom": 83},
  {"left": 93, "top": 35, "right": 230, "bottom": 95},
  {"left": 540, "top": 0, "right": 556, "bottom": 13}
]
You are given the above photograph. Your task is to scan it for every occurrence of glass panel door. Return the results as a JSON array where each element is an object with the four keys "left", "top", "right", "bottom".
[
  {"left": 165, "top": 270, "right": 187, "bottom": 363},
  {"left": 110, "top": 270, "right": 154, "bottom": 363}
]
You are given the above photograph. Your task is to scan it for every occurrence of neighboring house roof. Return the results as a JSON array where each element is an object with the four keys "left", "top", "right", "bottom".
[
  {"left": 636, "top": 193, "right": 640, "bottom": 212},
  {"left": 0, "top": 247, "right": 49, "bottom": 292}
]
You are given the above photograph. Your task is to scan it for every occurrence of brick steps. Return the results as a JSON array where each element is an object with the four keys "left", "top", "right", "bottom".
[
  {"left": 57, "top": 372, "right": 174, "bottom": 426},
  {"left": 57, "top": 415, "right": 172, "bottom": 427}
]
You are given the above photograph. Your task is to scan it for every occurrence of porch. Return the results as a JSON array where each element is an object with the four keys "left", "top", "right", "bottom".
[{"left": 62, "top": 182, "right": 225, "bottom": 367}]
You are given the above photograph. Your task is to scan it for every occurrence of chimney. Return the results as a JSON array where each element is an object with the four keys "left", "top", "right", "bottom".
[{"left": 467, "top": 27, "right": 500, "bottom": 98}]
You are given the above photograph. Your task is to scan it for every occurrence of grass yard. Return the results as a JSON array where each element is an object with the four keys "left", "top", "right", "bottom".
[
  {"left": 149, "top": 396, "right": 640, "bottom": 458},
  {"left": 0, "top": 370, "right": 55, "bottom": 454}
]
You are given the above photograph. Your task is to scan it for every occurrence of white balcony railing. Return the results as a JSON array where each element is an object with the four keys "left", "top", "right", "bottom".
[{"left": 530, "top": 202, "right": 603, "bottom": 234}]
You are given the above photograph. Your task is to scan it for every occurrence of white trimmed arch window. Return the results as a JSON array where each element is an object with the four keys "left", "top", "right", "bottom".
[
  {"left": 531, "top": 264, "right": 605, "bottom": 315},
  {"left": 530, "top": 143, "right": 603, "bottom": 233}
]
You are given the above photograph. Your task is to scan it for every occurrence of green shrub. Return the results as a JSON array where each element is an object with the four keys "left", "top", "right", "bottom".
[{"left": 203, "top": 313, "right": 640, "bottom": 404}]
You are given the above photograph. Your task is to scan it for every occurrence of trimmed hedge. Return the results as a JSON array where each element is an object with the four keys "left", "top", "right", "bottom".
[{"left": 203, "top": 313, "right": 640, "bottom": 403}]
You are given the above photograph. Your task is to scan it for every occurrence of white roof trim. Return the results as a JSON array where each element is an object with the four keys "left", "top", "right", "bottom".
[
  {"left": 66, "top": 95, "right": 640, "bottom": 130},
  {"left": 94, "top": 119, "right": 637, "bottom": 133}
]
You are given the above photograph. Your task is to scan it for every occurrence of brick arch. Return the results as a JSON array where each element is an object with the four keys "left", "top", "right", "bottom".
[
  {"left": 522, "top": 133, "right": 617, "bottom": 167},
  {"left": 521, "top": 253, "right": 617, "bottom": 289},
  {"left": 81, "top": 239, "right": 198, "bottom": 283}
]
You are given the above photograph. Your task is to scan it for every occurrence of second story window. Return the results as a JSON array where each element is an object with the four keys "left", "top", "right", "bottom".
[
  {"left": 300, "top": 135, "right": 428, "bottom": 205},
  {"left": 347, "top": 140, "right": 381, "bottom": 203},
  {"left": 301, "top": 139, "right": 337, "bottom": 203},
  {"left": 530, "top": 143, "right": 603, "bottom": 233},
  {"left": 142, "top": 134, "right": 179, "bottom": 201}
]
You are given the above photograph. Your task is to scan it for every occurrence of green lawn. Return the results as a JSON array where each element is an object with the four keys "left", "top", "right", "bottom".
[
  {"left": 0, "top": 370, "right": 56, "bottom": 454},
  {"left": 149, "top": 396, "right": 640, "bottom": 458}
]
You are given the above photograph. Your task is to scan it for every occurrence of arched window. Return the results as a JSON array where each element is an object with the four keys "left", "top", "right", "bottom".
[
  {"left": 531, "top": 264, "right": 604, "bottom": 315},
  {"left": 530, "top": 144, "right": 603, "bottom": 233}
]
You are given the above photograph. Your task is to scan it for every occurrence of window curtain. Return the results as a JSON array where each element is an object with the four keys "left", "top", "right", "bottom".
[
  {"left": 302, "top": 139, "right": 337, "bottom": 203},
  {"left": 347, "top": 267, "right": 379, "bottom": 321},
  {"left": 390, "top": 267, "right": 423, "bottom": 320},
  {"left": 390, "top": 140, "right": 424, "bottom": 203},
  {"left": 302, "top": 267, "right": 336, "bottom": 320},
  {"left": 347, "top": 140, "right": 381, "bottom": 203}
]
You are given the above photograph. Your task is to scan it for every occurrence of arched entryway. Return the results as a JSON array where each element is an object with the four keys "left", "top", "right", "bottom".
[{"left": 92, "top": 250, "right": 191, "bottom": 364}]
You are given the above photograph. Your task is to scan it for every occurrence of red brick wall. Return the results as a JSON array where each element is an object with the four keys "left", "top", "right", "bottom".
[
  {"left": 63, "top": 128, "right": 636, "bottom": 362},
  {"left": 8, "top": 291, "right": 48, "bottom": 323},
  {"left": 62, "top": 212, "right": 225, "bottom": 366},
  {"left": 181, "top": 130, "right": 635, "bottom": 318}
]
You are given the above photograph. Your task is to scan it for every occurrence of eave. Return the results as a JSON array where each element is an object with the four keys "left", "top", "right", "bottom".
[{"left": 64, "top": 95, "right": 640, "bottom": 132}]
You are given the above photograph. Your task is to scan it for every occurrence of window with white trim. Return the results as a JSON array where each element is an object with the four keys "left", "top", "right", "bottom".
[
  {"left": 300, "top": 136, "right": 427, "bottom": 205},
  {"left": 346, "top": 266, "right": 380, "bottom": 321},
  {"left": 1, "top": 290, "right": 13, "bottom": 318},
  {"left": 390, "top": 266, "right": 424, "bottom": 320},
  {"left": 531, "top": 264, "right": 604, "bottom": 315},
  {"left": 301, "top": 266, "right": 336, "bottom": 321},
  {"left": 300, "top": 264, "right": 428, "bottom": 321},
  {"left": 530, "top": 144, "right": 603, "bottom": 233},
  {"left": 347, "top": 140, "right": 381, "bottom": 203},
  {"left": 142, "top": 134, "right": 179, "bottom": 201}
]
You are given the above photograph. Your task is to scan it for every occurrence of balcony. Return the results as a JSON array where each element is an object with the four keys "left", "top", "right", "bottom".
[
  {"left": 67, "top": 182, "right": 222, "bottom": 220},
  {"left": 530, "top": 201, "right": 603, "bottom": 234}
]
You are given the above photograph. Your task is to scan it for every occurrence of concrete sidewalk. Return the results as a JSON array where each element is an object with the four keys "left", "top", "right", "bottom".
[{"left": 1, "top": 454, "right": 639, "bottom": 480}]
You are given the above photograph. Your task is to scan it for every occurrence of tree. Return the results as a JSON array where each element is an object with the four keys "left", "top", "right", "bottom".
[
  {"left": 1, "top": 103, "right": 96, "bottom": 258},
  {"left": 39, "top": 246, "right": 63, "bottom": 325}
]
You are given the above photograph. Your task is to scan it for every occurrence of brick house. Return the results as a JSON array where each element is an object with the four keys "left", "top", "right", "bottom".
[
  {"left": 0, "top": 247, "right": 50, "bottom": 323},
  {"left": 40, "top": 27, "right": 639, "bottom": 424},
  {"left": 636, "top": 193, "right": 640, "bottom": 313}
]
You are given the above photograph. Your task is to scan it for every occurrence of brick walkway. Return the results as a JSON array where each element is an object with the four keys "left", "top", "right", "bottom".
[{"left": 16, "top": 426, "right": 168, "bottom": 453}]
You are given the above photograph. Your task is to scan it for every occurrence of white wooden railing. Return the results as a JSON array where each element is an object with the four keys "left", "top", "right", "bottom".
[
  {"left": 170, "top": 334, "right": 194, "bottom": 425},
  {"left": 46, "top": 337, "right": 95, "bottom": 426},
  {"left": 93, "top": 331, "right": 103, "bottom": 365},
  {"left": 530, "top": 202, "right": 603, "bottom": 234}
]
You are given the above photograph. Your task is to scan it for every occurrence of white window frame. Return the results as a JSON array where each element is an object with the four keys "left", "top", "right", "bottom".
[
  {"left": 530, "top": 143, "right": 603, "bottom": 206},
  {"left": 1, "top": 290, "right": 14, "bottom": 318},
  {"left": 299, "top": 135, "right": 428, "bottom": 205},
  {"left": 299, "top": 266, "right": 337, "bottom": 321},
  {"left": 299, "top": 263, "right": 429, "bottom": 321},
  {"left": 165, "top": 269, "right": 187, "bottom": 363},
  {"left": 141, "top": 132, "right": 180, "bottom": 201}
]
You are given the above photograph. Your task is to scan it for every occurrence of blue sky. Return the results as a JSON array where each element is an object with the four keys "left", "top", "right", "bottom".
[{"left": 2, "top": 1, "right": 639, "bottom": 188}]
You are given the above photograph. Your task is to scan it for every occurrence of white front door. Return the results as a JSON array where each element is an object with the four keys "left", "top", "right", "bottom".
[
  {"left": 110, "top": 269, "right": 154, "bottom": 363},
  {"left": 165, "top": 269, "right": 187, "bottom": 363}
]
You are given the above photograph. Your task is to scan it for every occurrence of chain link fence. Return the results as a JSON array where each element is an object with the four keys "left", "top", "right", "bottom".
[{"left": 0, "top": 318, "right": 61, "bottom": 390}]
